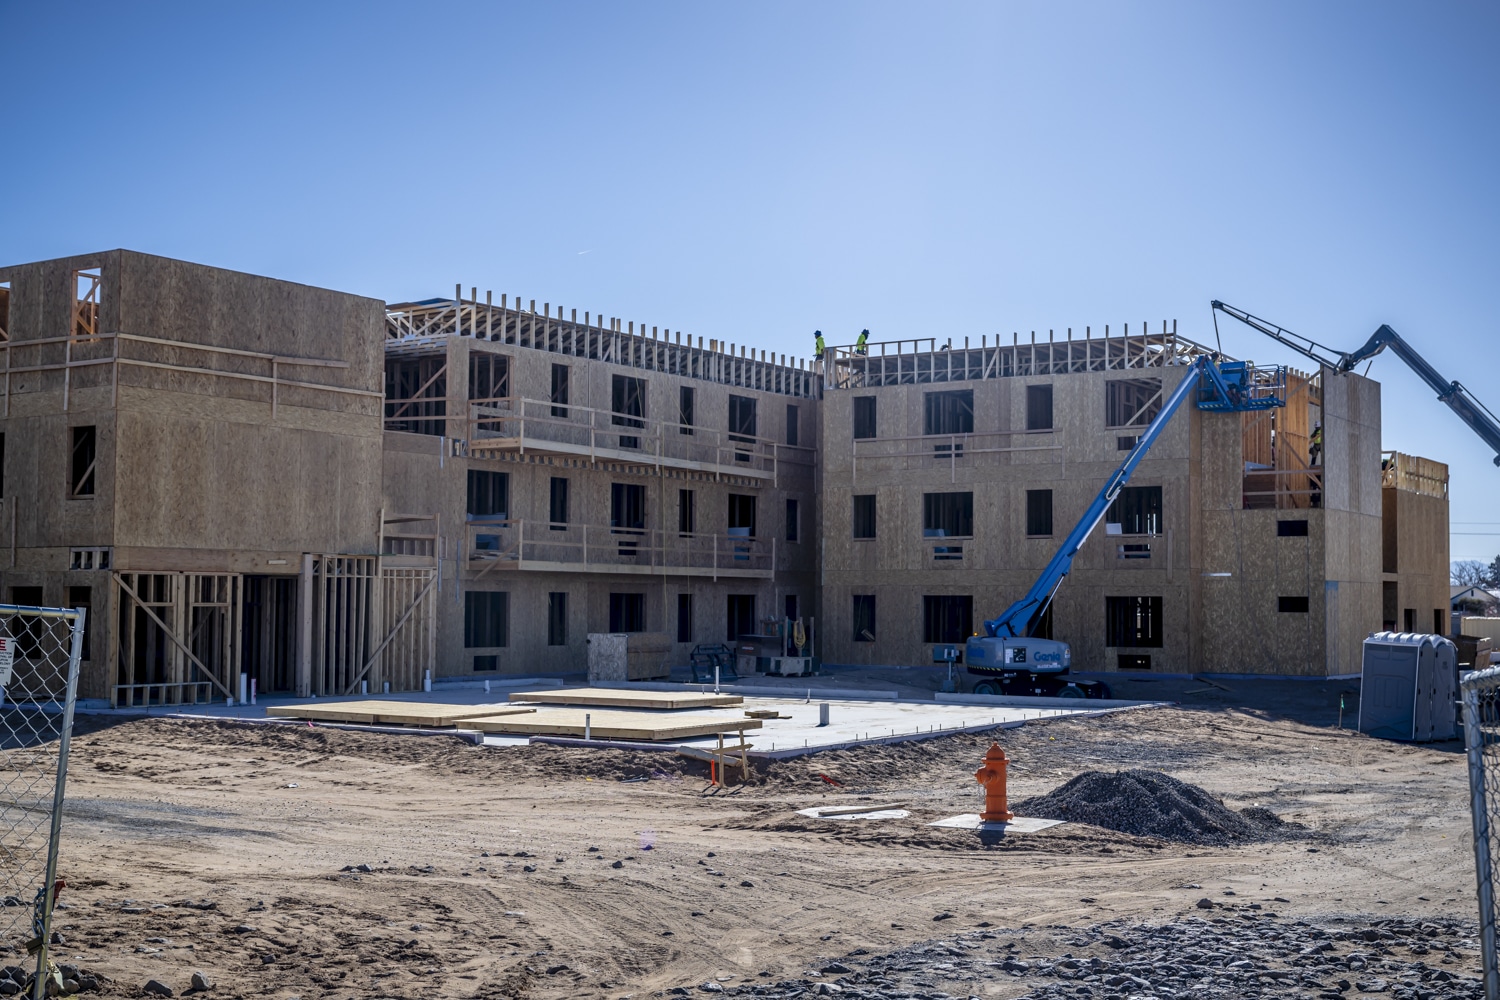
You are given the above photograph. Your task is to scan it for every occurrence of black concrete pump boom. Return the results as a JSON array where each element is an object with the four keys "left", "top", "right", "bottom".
[{"left": 1211, "top": 300, "right": 1500, "bottom": 467}]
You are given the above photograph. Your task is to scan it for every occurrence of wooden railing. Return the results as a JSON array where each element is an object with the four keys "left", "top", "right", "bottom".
[
  {"left": 465, "top": 396, "right": 784, "bottom": 477},
  {"left": 466, "top": 519, "right": 775, "bottom": 579},
  {"left": 852, "top": 431, "right": 1061, "bottom": 485}
]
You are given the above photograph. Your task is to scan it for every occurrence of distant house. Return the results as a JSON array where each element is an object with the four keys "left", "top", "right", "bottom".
[{"left": 1453, "top": 584, "right": 1500, "bottom": 632}]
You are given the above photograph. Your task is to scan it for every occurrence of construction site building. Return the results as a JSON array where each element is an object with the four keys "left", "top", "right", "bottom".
[
  {"left": 818, "top": 330, "right": 1449, "bottom": 677},
  {"left": 0, "top": 251, "right": 1451, "bottom": 703}
]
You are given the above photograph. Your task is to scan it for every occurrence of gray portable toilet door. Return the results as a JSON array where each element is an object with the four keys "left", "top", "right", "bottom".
[{"left": 1359, "top": 641, "right": 1418, "bottom": 741}]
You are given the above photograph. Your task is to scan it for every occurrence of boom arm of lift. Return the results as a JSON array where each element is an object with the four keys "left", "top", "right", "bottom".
[
  {"left": 1212, "top": 300, "right": 1500, "bottom": 467},
  {"left": 981, "top": 355, "right": 1212, "bottom": 640}
]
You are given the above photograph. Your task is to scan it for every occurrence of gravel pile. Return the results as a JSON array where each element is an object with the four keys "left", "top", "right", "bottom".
[
  {"left": 1012, "top": 769, "right": 1297, "bottom": 845},
  {"left": 675, "top": 910, "right": 1481, "bottom": 1000}
]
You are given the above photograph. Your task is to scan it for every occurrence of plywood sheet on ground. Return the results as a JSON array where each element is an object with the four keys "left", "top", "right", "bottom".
[
  {"left": 266, "top": 701, "right": 536, "bottom": 727},
  {"left": 507, "top": 688, "right": 743, "bottom": 710},
  {"left": 466, "top": 708, "right": 761, "bottom": 741}
]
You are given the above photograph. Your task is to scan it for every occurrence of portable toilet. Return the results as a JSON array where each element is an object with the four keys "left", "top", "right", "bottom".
[{"left": 1357, "top": 632, "right": 1458, "bottom": 742}]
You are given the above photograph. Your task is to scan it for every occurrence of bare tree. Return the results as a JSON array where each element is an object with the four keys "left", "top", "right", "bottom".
[{"left": 1453, "top": 559, "right": 1490, "bottom": 586}]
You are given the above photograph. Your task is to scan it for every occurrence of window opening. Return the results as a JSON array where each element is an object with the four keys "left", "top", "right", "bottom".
[
  {"left": 923, "top": 492, "right": 974, "bottom": 537},
  {"left": 852, "top": 595, "right": 876, "bottom": 642},
  {"left": 610, "top": 593, "right": 646, "bottom": 632},
  {"left": 468, "top": 353, "right": 510, "bottom": 401},
  {"left": 74, "top": 268, "right": 101, "bottom": 339},
  {"left": 1106, "top": 485, "right": 1161, "bottom": 535},
  {"left": 1105, "top": 596, "right": 1163, "bottom": 647},
  {"left": 1026, "top": 489, "right": 1053, "bottom": 536},
  {"left": 1107, "top": 378, "right": 1163, "bottom": 427},
  {"left": 464, "top": 591, "right": 510, "bottom": 647},
  {"left": 923, "top": 595, "right": 973, "bottom": 644},
  {"left": 1026, "top": 384, "right": 1053, "bottom": 431},
  {"left": 548, "top": 592, "right": 568, "bottom": 645},
  {"left": 852, "top": 495, "right": 877, "bottom": 539},
  {"left": 551, "top": 364, "right": 569, "bottom": 418},
  {"left": 549, "top": 477, "right": 569, "bottom": 529},
  {"left": 853, "top": 397, "right": 877, "bottom": 439},
  {"left": 70, "top": 426, "right": 96, "bottom": 497},
  {"left": 612, "top": 375, "right": 645, "bottom": 448}
]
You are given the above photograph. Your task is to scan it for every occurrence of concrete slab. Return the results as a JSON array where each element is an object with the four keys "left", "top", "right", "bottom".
[{"left": 927, "top": 814, "right": 1064, "bottom": 833}]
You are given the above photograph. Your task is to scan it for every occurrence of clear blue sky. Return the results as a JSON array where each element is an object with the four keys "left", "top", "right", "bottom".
[{"left": 4, "top": 2, "right": 1498, "bottom": 561}]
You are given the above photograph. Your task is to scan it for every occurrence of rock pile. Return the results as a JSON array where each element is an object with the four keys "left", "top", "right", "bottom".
[
  {"left": 674, "top": 911, "right": 1481, "bottom": 1000},
  {"left": 1013, "top": 769, "right": 1299, "bottom": 845}
]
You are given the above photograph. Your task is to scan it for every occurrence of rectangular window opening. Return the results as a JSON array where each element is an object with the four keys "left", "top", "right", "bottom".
[
  {"left": 786, "top": 404, "right": 800, "bottom": 447},
  {"left": 852, "top": 494, "right": 877, "bottom": 539},
  {"left": 726, "top": 594, "right": 756, "bottom": 642},
  {"left": 611, "top": 374, "right": 646, "bottom": 448},
  {"left": 464, "top": 591, "right": 510, "bottom": 648},
  {"left": 853, "top": 396, "right": 877, "bottom": 440},
  {"left": 1278, "top": 596, "right": 1310, "bottom": 613},
  {"left": 677, "top": 593, "right": 694, "bottom": 643},
  {"left": 923, "top": 389, "right": 974, "bottom": 436},
  {"left": 549, "top": 477, "right": 569, "bottom": 529},
  {"left": 922, "top": 595, "right": 974, "bottom": 644},
  {"left": 547, "top": 592, "right": 568, "bottom": 645},
  {"left": 384, "top": 357, "right": 447, "bottom": 436},
  {"left": 852, "top": 595, "right": 877, "bottom": 642},
  {"left": 468, "top": 353, "right": 510, "bottom": 401},
  {"left": 1106, "top": 485, "right": 1161, "bottom": 536},
  {"left": 550, "top": 363, "right": 569, "bottom": 418},
  {"left": 923, "top": 492, "right": 974, "bottom": 538},
  {"left": 466, "top": 469, "right": 509, "bottom": 519},
  {"left": 679, "top": 386, "right": 695, "bottom": 435},
  {"left": 1026, "top": 384, "right": 1054, "bottom": 431},
  {"left": 609, "top": 592, "right": 646, "bottom": 633},
  {"left": 1026, "top": 489, "right": 1053, "bottom": 536},
  {"left": 1107, "top": 378, "right": 1163, "bottom": 428},
  {"left": 728, "top": 494, "right": 757, "bottom": 537},
  {"left": 1118, "top": 653, "right": 1152, "bottom": 671},
  {"left": 74, "top": 267, "right": 101, "bottom": 339},
  {"left": 473, "top": 655, "right": 499, "bottom": 671},
  {"left": 678, "top": 488, "right": 696, "bottom": 536},
  {"left": 1105, "top": 595, "right": 1163, "bottom": 648},
  {"left": 0, "top": 279, "right": 10, "bottom": 341},
  {"left": 785, "top": 498, "right": 800, "bottom": 542},
  {"left": 70, "top": 426, "right": 96, "bottom": 498},
  {"left": 1277, "top": 519, "right": 1309, "bottom": 537}
]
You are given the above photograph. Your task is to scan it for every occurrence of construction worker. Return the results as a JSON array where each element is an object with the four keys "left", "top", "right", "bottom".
[
  {"left": 1309, "top": 423, "right": 1323, "bottom": 465},
  {"left": 813, "top": 330, "right": 825, "bottom": 360},
  {"left": 855, "top": 328, "right": 869, "bottom": 356}
]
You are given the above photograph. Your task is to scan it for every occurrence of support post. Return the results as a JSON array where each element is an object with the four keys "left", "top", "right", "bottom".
[{"left": 298, "top": 554, "right": 314, "bottom": 697}]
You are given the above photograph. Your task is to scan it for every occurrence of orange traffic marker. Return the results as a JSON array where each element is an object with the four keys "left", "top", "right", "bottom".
[{"left": 974, "top": 743, "right": 1014, "bottom": 822}]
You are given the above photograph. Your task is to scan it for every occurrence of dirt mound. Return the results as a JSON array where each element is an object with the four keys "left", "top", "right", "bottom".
[{"left": 1014, "top": 769, "right": 1295, "bottom": 845}]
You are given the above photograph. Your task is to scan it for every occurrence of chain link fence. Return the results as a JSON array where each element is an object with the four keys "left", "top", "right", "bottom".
[
  {"left": 1462, "top": 665, "right": 1500, "bottom": 1000},
  {"left": 0, "top": 604, "right": 85, "bottom": 999}
]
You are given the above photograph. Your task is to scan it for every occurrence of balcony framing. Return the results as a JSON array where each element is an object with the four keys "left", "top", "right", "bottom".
[{"left": 465, "top": 520, "right": 774, "bottom": 580}]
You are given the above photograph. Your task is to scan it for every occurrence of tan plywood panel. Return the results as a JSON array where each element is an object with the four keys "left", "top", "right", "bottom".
[
  {"left": 465, "top": 708, "right": 762, "bottom": 741},
  {"left": 507, "top": 687, "right": 743, "bottom": 710},
  {"left": 266, "top": 701, "right": 535, "bottom": 726}
]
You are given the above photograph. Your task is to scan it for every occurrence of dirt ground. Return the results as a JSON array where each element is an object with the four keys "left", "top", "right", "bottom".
[{"left": 9, "top": 690, "right": 1482, "bottom": 998}]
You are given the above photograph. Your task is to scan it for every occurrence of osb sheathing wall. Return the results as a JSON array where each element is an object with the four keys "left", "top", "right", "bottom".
[
  {"left": 820, "top": 365, "right": 1202, "bottom": 673},
  {"left": 1382, "top": 473, "right": 1451, "bottom": 635},
  {"left": 0, "top": 251, "right": 388, "bottom": 698},
  {"left": 380, "top": 336, "right": 819, "bottom": 677}
]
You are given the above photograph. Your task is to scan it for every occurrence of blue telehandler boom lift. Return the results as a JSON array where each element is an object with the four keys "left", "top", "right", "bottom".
[{"left": 962, "top": 353, "right": 1285, "bottom": 697}]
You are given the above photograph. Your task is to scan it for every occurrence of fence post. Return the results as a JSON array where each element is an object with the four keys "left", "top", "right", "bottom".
[{"left": 1464, "top": 680, "right": 1500, "bottom": 1000}]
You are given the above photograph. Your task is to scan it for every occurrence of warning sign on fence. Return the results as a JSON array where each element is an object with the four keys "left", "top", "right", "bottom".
[{"left": 0, "top": 634, "right": 13, "bottom": 686}]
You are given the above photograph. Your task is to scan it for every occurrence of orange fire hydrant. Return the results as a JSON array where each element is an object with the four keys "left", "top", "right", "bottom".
[{"left": 974, "top": 743, "right": 1014, "bottom": 822}]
